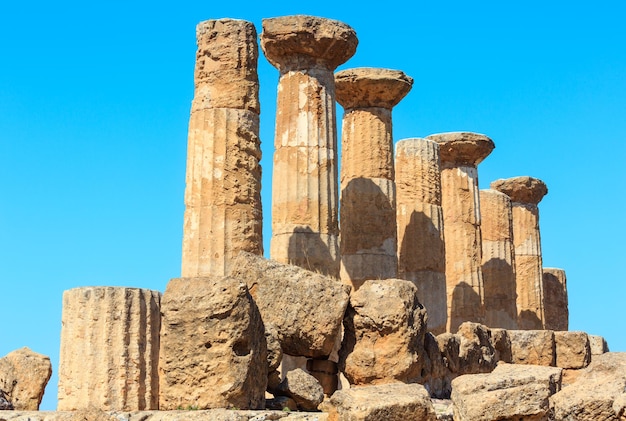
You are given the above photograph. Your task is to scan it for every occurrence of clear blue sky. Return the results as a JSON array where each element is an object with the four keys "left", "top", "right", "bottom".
[{"left": 1, "top": 0, "right": 624, "bottom": 410}]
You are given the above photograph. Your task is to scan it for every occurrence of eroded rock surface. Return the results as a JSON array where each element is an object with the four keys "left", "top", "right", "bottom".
[
  {"left": 509, "top": 330, "right": 555, "bottom": 366},
  {"left": 555, "top": 331, "right": 591, "bottom": 369},
  {"left": 0, "top": 347, "right": 51, "bottom": 411}
]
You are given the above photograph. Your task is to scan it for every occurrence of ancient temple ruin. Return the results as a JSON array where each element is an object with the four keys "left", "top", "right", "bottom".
[{"left": 6, "top": 13, "right": 619, "bottom": 421}]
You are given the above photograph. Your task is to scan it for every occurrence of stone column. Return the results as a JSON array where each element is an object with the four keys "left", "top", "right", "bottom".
[
  {"left": 480, "top": 188, "right": 518, "bottom": 329},
  {"left": 181, "top": 19, "right": 263, "bottom": 278},
  {"left": 58, "top": 287, "right": 161, "bottom": 411},
  {"left": 261, "top": 15, "right": 358, "bottom": 278},
  {"left": 335, "top": 68, "right": 413, "bottom": 288},
  {"left": 491, "top": 176, "right": 548, "bottom": 330},
  {"left": 543, "top": 267, "right": 568, "bottom": 331},
  {"left": 395, "top": 138, "right": 447, "bottom": 334},
  {"left": 426, "top": 132, "right": 494, "bottom": 332}
]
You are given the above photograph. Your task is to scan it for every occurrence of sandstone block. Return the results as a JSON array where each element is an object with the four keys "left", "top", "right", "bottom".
[
  {"left": 555, "top": 331, "right": 591, "bottom": 369},
  {"left": 543, "top": 267, "right": 569, "bottom": 331},
  {"left": 451, "top": 363, "right": 562, "bottom": 421},
  {"left": 159, "top": 277, "right": 267, "bottom": 410},
  {"left": 322, "top": 383, "right": 437, "bottom": 421},
  {"left": 589, "top": 334, "right": 610, "bottom": 355},
  {"left": 421, "top": 332, "right": 449, "bottom": 398},
  {"left": 455, "top": 322, "right": 497, "bottom": 375},
  {"left": 490, "top": 328, "right": 512, "bottom": 363},
  {"left": 509, "top": 330, "right": 555, "bottom": 366},
  {"left": 229, "top": 252, "right": 349, "bottom": 358},
  {"left": 340, "top": 279, "right": 427, "bottom": 385},
  {"left": 0, "top": 347, "right": 51, "bottom": 410},
  {"left": 275, "top": 368, "right": 324, "bottom": 411},
  {"left": 550, "top": 352, "right": 626, "bottom": 420},
  {"left": 58, "top": 287, "right": 160, "bottom": 411}
]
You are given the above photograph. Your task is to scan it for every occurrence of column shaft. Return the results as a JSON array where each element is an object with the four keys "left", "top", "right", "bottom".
[{"left": 543, "top": 268, "right": 568, "bottom": 331}]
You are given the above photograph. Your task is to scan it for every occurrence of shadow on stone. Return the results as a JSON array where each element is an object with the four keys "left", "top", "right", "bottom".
[
  {"left": 483, "top": 257, "right": 517, "bottom": 329},
  {"left": 518, "top": 310, "right": 543, "bottom": 330},
  {"left": 450, "top": 282, "right": 482, "bottom": 333},
  {"left": 287, "top": 226, "right": 336, "bottom": 276}
]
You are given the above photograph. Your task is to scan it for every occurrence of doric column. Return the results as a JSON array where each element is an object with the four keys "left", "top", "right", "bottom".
[
  {"left": 335, "top": 68, "right": 413, "bottom": 288},
  {"left": 58, "top": 287, "right": 161, "bottom": 411},
  {"left": 261, "top": 15, "right": 358, "bottom": 278},
  {"left": 480, "top": 188, "right": 518, "bottom": 329},
  {"left": 491, "top": 176, "right": 548, "bottom": 329},
  {"left": 395, "top": 138, "right": 447, "bottom": 334},
  {"left": 181, "top": 19, "right": 263, "bottom": 277},
  {"left": 426, "top": 132, "right": 494, "bottom": 332},
  {"left": 543, "top": 267, "right": 568, "bottom": 331}
]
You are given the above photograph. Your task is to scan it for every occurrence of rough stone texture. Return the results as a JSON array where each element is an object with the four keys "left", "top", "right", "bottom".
[
  {"left": 543, "top": 267, "right": 568, "bottom": 331},
  {"left": 229, "top": 252, "right": 349, "bottom": 358},
  {"left": 0, "top": 410, "right": 329, "bottom": 420},
  {"left": 275, "top": 368, "right": 324, "bottom": 411},
  {"left": 491, "top": 176, "right": 547, "bottom": 330},
  {"left": 396, "top": 138, "right": 447, "bottom": 334},
  {"left": 421, "top": 332, "right": 448, "bottom": 398},
  {"left": 0, "top": 347, "right": 51, "bottom": 410},
  {"left": 58, "top": 287, "right": 160, "bottom": 411},
  {"left": 614, "top": 393, "right": 626, "bottom": 420},
  {"left": 508, "top": 330, "right": 555, "bottom": 366},
  {"left": 426, "top": 132, "right": 494, "bottom": 332},
  {"left": 455, "top": 322, "right": 497, "bottom": 376},
  {"left": 336, "top": 68, "right": 413, "bottom": 288},
  {"left": 306, "top": 359, "right": 339, "bottom": 396},
  {"left": 589, "top": 334, "right": 610, "bottom": 355},
  {"left": 182, "top": 19, "right": 263, "bottom": 278},
  {"left": 261, "top": 16, "right": 357, "bottom": 278},
  {"left": 555, "top": 331, "right": 591, "bottom": 369},
  {"left": 490, "top": 328, "right": 512, "bottom": 363},
  {"left": 479, "top": 189, "right": 518, "bottom": 330},
  {"left": 340, "top": 279, "right": 428, "bottom": 385},
  {"left": 159, "top": 277, "right": 267, "bottom": 410},
  {"left": 550, "top": 352, "right": 626, "bottom": 421},
  {"left": 266, "top": 396, "right": 299, "bottom": 411},
  {"left": 451, "top": 363, "right": 562, "bottom": 421},
  {"left": 265, "top": 324, "right": 284, "bottom": 372},
  {"left": 322, "top": 383, "right": 437, "bottom": 421}
]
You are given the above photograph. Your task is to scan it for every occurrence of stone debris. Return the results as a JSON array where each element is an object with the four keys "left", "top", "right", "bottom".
[
  {"left": 554, "top": 331, "right": 591, "bottom": 369},
  {"left": 0, "top": 410, "right": 330, "bottom": 420},
  {"left": 508, "top": 329, "right": 556, "bottom": 366},
  {"left": 159, "top": 277, "right": 267, "bottom": 410},
  {"left": 0, "top": 347, "right": 51, "bottom": 411},
  {"left": 589, "top": 334, "right": 610, "bottom": 356},
  {"left": 275, "top": 369, "right": 324, "bottom": 411}
]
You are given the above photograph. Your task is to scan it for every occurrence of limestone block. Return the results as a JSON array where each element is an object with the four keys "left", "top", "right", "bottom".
[
  {"left": 490, "top": 328, "right": 512, "bottom": 363},
  {"left": 455, "top": 322, "right": 497, "bottom": 376},
  {"left": 339, "top": 279, "right": 427, "bottom": 385},
  {"left": 265, "top": 324, "right": 283, "bottom": 372},
  {"left": 396, "top": 138, "right": 446, "bottom": 334},
  {"left": 229, "top": 252, "right": 349, "bottom": 358},
  {"left": 589, "top": 334, "right": 610, "bottom": 355},
  {"left": 509, "top": 330, "right": 555, "bottom": 366},
  {"left": 275, "top": 368, "right": 324, "bottom": 411},
  {"left": 543, "top": 267, "right": 568, "bottom": 331},
  {"left": 555, "top": 331, "right": 591, "bottom": 369},
  {"left": 550, "top": 353, "right": 626, "bottom": 420},
  {"left": 421, "top": 332, "right": 449, "bottom": 398},
  {"left": 451, "top": 363, "right": 562, "bottom": 421},
  {"left": 0, "top": 347, "right": 51, "bottom": 410},
  {"left": 322, "top": 383, "right": 437, "bottom": 421},
  {"left": 306, "top": 359, "right": 339, "bottom": 396},
  {"left": 480, "top": 189, "right": 518, "bottom": 329},
  {"left": 159, "top": 277, "right": 267, "bottom": 410},
  {"left": 58, "top": 287, "right": 160, "bottom": 411}
]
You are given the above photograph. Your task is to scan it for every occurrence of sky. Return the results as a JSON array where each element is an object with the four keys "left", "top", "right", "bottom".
[{"left": 1, "top": 0, "right": 625, "bottom": 411}]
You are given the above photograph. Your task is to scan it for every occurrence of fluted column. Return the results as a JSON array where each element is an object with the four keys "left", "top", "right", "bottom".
[
  {"left": 480, "top": 188, "right": 518, "bottom": 329},
  {"left": 335, "top": 68, "right": 412, "bottom": 288},
  {"left": 261, "top": 15, "right": 358, "bottom": 277},
  {"left": 426, "top": 132, "right": 494, "bottom": 332},
  {"left": 395, "top": 138, "right": 447, "bottom": 334},
  {"left": 491, "top": 176, "right": 548, "bottom": 329},
  {"left": 543, "top": 268, "right": 568, "bottom": 331},
  {"left": 58, "top": 287, "right": 161, "bottom": 411},
  {"left": 181, "top": 19, "right": 263, "bottom": 278}
]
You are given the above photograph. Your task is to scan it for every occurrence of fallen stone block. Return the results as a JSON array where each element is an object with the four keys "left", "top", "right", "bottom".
[
  {"left": 508, "top": 330, "right": 555, "bottom": 366},
  {"left": 275, "top": 368, "right": 324, "bottom": 411},
  {"left": 0, "top": 347, "right": 52, "bottom": 410},
  {"left": 555, "top": 331, "right": 591, "bottom": 369},
  {"left": 589, "top": 334, "right": 609, "bottom": 356}
]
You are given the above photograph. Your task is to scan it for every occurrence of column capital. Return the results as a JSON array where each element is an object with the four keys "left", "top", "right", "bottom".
[
  {"left": 491, "top": 176, "right": 548, "bottom": 204},
  {"left": 261, "top": 15, "right": 358, "bottom": 72},
  {"left": 335, "top": 68, "right": 413, "bottom": 109},
  {"left": 426, "top": 132, "right": 494, "bottom": 166}
]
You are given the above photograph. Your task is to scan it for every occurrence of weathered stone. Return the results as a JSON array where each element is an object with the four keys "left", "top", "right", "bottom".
[
  {"left": 58, "top": 287, "right": 160, "bottom": 411},
  {"left": 550, "top": 352, "right": 626, "bottom": 420},
  {"left": 265, "top": 323, "right": 283, "bottom": 372},
  {"left": 451, "top": 363, "right": 562, "bottom": 421},
  {"left": 426, "top": 132, "right": 494, "bottom": 332},
  {"left": 339, "top": 279, "right": 427, "bottom": 385},
  {"left": 396, "top": 138, "right": 447, "bottom": 334},
  {"left": 229, "top": 252, "right": 349, "bottom": 358},
  {"left": 262, "top": 16, "right": 357, "bottom": 277},
  {"left": 491, "top": 176, "right": 548, "bottom": 329},
  {"left": 0, "top": 347, "right": 51, "bottom": 411},
  {"left": 159, "top": 277, "right": 266, "bottom": 410},
  {"left": 555, "top": 331, "right": 591, "bottom": 369},
  {"left": 436, "top": 332, "right": 461, "bottom": 396},
  {"left": 509, "top": 330, "right": 555, "bottom": 366},
  {"left": 479, "top": 189, "right": 518, "bottom": 329},
  {"left": 589, "top": 334, "right": 610, "bottom": 355},
  {"left": 276, "top": 368, "right": 324, "bottom": 411},
  {"left": 455, "top": 322, "right": 497, "bottom": 375},
  {"left": 322, "top": 383, "right": 437, "bottom": 421},
  {"left": 336, "top": 68, "right": 412, "bottom": 288},
  {"left": 306, "top": 359, "right": 339, "bottom": 396},
  {"left": 543, "top": 267, "right": 568, "bottom": 331},
  {"left": 490, "top": 328, "right": 512, "bottom": 363},
  {"left": 421, "top": 332, "right": 448, "bottom": 398},
  {"left": 266, "top": 395, "right": 299, "bottom": 411},
  {"left": 182, "top": 18, "right": 263, "bottom": 278},
  {"left": 614, "top": 393, "right": 626, "bottom": 420}
]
